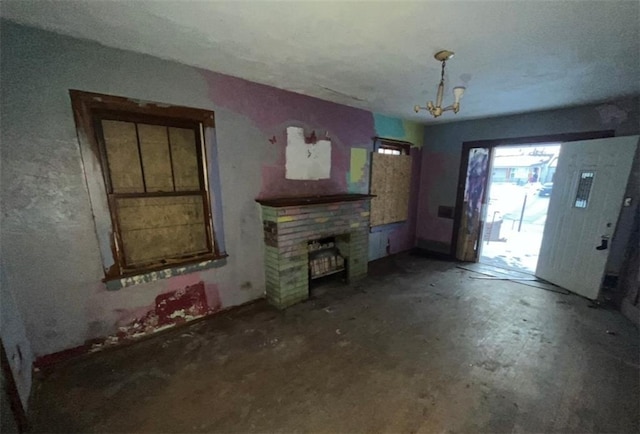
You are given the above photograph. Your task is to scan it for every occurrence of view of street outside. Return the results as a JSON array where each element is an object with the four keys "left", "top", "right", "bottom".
[{"left": 479, "top": 145, "right": 560, "bottom": 274}]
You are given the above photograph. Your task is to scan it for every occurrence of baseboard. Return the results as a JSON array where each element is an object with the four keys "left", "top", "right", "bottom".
[
  {"left": 411, "top": 247, "right": 455, "bottom": 261},
  {"left": 415, "top": 239, "right": 453, "bottom": 255}
]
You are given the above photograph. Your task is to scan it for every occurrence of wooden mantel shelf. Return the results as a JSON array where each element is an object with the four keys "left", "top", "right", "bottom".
[{"left": 255, "top": 194, "right": 375, "bottom": 208}]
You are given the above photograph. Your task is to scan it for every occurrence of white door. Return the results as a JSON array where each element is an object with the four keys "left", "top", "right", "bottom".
[{"left": 536, "top": 136, "right": 638, "bottom": 299}]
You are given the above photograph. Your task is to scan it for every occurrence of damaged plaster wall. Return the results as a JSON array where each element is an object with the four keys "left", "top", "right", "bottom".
[
  {"left": 416, "top": 97, "right": 640, "bottom": 256},
  {"left": 0, "top": 20, "right": 424, "bottom": 360},
  {"left": 285, "top": 126, "right": 332, "bottom": 180}
]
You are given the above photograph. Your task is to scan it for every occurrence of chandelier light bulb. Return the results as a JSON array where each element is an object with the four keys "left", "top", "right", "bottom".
[{"left": 453, "top": 86, "right": 465, "bottom": 103}]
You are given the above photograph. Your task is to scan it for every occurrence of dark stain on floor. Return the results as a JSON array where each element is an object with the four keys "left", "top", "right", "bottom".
[{"left": 29, "top": 254, "right": 640, "bottom": 433}]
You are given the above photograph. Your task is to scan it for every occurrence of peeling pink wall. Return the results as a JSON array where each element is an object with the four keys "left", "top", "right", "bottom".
[{"left": 205, "top": 73, "right": 376, "bottom": 198}]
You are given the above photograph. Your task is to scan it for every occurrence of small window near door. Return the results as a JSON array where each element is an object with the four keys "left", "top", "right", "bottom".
[
  {"left": 370, "top": 139, "right": 412, "bottom": 226},
  {"left": 574, "top": 171, "right": 595, "bottom": 209},
  {"left": 376, "top": 141, "right": 410, "bottom": 156}
]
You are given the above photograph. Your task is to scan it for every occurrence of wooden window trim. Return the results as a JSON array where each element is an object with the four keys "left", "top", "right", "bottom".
[
  {"left": 70, "top": 90, "right": 225, "bottom": 281},
  {"left": 374, "top": 137, "right": 411, "bottom": 156}
]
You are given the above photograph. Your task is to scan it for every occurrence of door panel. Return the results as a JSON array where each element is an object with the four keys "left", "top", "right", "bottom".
[
  {"left": 455, "top": 147, "right": 491, "bottom": 261},
  {"left": 536, "top": 136, "right": 638, "bottom": 299}
]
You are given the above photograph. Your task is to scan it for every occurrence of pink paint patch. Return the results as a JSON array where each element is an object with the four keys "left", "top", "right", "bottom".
[
  {"left": 166, "top": 273, "right": 202, "bottom": 290},
  {"left": 201, "top": 70, "right": 375, "bottom": 198},
  {"left": 108, "top": 283, "right": 212, "bottom": 344},
  {"left": 41, "top": 283, "right": 224, "bottom": 364},
  {"left": 204, "top": 283, "right": 223, "bottom": 312},
  {"left": 114, "top": 305, "right": 154, "bottom": 328},
  {"left": 155, "top": 283, "right": 209, "bottom": 327},
  {"left": 203, "top": 71, "right": 375, "bottom": 145}
]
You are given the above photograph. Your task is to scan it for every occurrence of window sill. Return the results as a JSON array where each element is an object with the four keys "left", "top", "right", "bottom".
[
  {"left": 105, "top": 254, "right": 228, "bottom": 290},
  {"left": 369, "top": 221, "right": 407, "bottom": 233}
]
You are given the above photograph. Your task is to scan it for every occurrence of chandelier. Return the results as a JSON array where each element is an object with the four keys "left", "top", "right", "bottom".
[{"left": 414, "top": 50, "right": 465, "bottom": 118}]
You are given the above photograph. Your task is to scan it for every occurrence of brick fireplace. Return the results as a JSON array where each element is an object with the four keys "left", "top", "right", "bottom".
[{"left": 256, "top": 194, "right": 373, "bottom": 309}]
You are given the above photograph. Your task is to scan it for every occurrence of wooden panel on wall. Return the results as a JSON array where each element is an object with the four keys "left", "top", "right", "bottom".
[
  {"left": 116, "top": 196, "right": 208, "bottom": 267},
  {"left": 101, "top": 120, "right": 144, "bottom": 193},
  {"left": 169, "top": 127, "right": 200, "bottom": 191},
  {"left": 137, "top": 124, "right": 174, "bottom": 192},
  {"left": 370, "top": 153, "right": 386, "bottom": 226},
  {"left": 370, "top": 153, "right": 412, "bottom": 226}
]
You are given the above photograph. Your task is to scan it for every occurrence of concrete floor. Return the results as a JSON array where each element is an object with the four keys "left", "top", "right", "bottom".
[{"left": 30, "top": 255, "right": 639, "bottom": 433}]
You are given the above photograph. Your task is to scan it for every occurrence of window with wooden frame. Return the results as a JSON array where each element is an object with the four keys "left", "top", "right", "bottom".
[
  {"left": 376, "top": 140, "right": 410, "bottom": 156},
  {"left": 369, "top": 138, "right": 413, "bottom": 227},
  {"left": 71, "top": 90, "right": 225, "bottom": 280}
]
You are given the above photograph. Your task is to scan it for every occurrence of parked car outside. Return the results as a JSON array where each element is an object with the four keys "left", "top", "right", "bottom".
[
  {"left": 538, "top": 182, "right": 553, "bottom": 197},
  {"left": 524, "top": 182, "right": 543, "bottom": 195}
]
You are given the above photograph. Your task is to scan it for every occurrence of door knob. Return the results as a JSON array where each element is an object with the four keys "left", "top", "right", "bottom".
[{"left": 596, "top": 237, "right": 609, "bottom": 251}]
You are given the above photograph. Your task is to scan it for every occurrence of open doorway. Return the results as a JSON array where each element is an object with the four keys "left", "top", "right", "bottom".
[
  {"left": 452, "top": 131, "right": 613, "bottom": 265},
  {"left": 479, "top": 144, "right": 560, "bottom": 274},
  {"left": 452, "top": 131, "right": 633, "bottom": 300}
]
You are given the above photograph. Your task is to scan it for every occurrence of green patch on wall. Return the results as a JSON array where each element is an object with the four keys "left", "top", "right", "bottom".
[
  {"left": 402, "top": 120, "right": 424, "bottom": 147},
  {"left": 374, "top": 114, "right": 405, "bottom": 140},
  {"left": 350, "top": 148, "right": 368, "bottom": 183},
  {"left": 373, "top": 113, "right": 424, "bottom": 147}
]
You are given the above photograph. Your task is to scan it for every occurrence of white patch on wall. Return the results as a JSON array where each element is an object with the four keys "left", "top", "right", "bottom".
[
  {"left": 285, "top": 126, "right": 331, "bottom": 180},
  {"left": 595, "top": 104, "right": 628, "bottom": 126}
]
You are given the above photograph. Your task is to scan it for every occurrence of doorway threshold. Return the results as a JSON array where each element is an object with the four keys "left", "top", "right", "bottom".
[
  {"left": 457, "top": 263, "right": 569, "bottom": 295},
  {"left": 461, "top": 262, "right": 534, "bottom": 279}
]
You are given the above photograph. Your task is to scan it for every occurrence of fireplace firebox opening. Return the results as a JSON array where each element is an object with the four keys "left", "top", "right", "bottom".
[{"left": 308, "top": 236, "right": 347, "bottom": 281}]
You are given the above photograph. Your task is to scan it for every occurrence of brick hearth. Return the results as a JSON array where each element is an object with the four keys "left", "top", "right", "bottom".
[{"left": 257, "top": 195, "right": 372, "bottom": 309}]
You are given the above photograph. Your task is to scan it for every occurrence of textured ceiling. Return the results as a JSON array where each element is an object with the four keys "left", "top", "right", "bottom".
[{"left": 2, "top": 1, "right": 639, "bottom": 124}]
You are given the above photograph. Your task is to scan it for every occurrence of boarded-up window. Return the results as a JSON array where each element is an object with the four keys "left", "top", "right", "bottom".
[
  {"left": 70, "top": 91, "right": 224, "bottom": 280},
  {"left": 369, "top": 140, "right": 412, "bottom": 226},
  {"left": 95, "top": 117, "right": 214, "bottom": 272}
]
